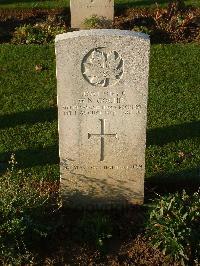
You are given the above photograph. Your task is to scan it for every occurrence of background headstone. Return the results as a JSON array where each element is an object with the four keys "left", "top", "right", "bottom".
[
  {"left": 56, "top": 29, "right": 150, "bottom": 208},
  {"left": 70, "top": 0, "right": 114, "bottom": 28}
]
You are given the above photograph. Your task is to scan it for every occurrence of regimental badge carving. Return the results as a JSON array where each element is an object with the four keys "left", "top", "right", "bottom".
[{"left": 82, "top": 48, "right": 124, "bottom": 87}]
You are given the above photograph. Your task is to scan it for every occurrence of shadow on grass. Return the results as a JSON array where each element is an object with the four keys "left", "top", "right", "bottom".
[
  {"left": 0, "top": 108, "right": 199, "bottom": 195},
  {"left": 0, "top": 108, "right": 58, "bottom": 171},
  {"left": 1, "top": 108, "right": 199, "bottom": 143},
  {"left": 145, "top": 167, "right": 200, "bottom": 200},
  {"left": 0, "top": 145, "right": 59, "bottom": 171},
  {"left": 147, "top": 120, "right": 200, "bottom": 146},
  {"left": 0, "top": 107, "right": 57, "bottom": 129}
]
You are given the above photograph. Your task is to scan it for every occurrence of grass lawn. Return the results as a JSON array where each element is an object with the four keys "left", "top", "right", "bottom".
[
  {"left": 0, "top": 44, "right": 59, "bottom": 180},
  {"left": 0, "top": 43, "right": 199, "bottom": 192},
  {"left": 0, "top": 0, "right": 200, "bottom": 9}
]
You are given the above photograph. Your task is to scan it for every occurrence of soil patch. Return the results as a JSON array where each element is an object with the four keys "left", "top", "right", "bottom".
[
  {"left": 33, "top": 206, "right": 176, "bottom": 265},
  {"left": 0, "top": 6, "right": 200, "bottom": 44},
  {"left": 0, "top": 8, "right": 69, "bottom": 42}
]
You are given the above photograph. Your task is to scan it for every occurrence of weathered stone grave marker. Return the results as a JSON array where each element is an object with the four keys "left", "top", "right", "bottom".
[
  {"left": 70, "top": 0, "right": 114, "bottom": 28},
  {"left": 56, "top": 29, "right": 150, "bottom": 208}
]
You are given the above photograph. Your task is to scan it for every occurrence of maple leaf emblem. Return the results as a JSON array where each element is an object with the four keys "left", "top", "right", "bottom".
[{"left": 82, "top": 48, "right": 123, "bottom": 87}]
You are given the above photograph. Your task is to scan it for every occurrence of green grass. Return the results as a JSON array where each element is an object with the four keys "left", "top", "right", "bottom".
[
  {"left": 0, "top": 0, "right": 199, "bottom": 9},
  {"left": 0, "top": 44, "right": 59, "bottom": 180},
  {"left": 147, "top": 44, "right": 200, "bottom": 191},
  {"left": 0, "top": 43, "right": 200, "bottom": 190}
]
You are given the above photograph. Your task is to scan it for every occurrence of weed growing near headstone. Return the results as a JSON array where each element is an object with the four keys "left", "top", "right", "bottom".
[
  {"left": 74, "top": 212, "right": 113, "bottom": 252},
  {"left": 151, "top": 1, "right": 200, "bottom": 43},
  {"left": 116, "top": 1, "right": 200, "bottom": 43},
  {"left": 146, "top": 189, "right": 200, "bottom": 265},
  {"left": 83, "top": 15, "right": 113, "bottom": 29},
  {"left": 12, "top": 16, "right": 67, "bottom": 44},
  {"left": 0, "top": 154, "right": 60, "bottom": 264}
]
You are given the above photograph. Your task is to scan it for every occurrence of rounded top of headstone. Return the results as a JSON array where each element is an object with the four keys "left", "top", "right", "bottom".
[{"left": 55, "top": 29, "right": 150, "bottom": 43}]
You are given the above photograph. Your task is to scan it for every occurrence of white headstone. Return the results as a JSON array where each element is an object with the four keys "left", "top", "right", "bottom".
[
  {"left": 70, "top": 0, "right": 114, "bottom": 28},
  {"left": 56, "top": 29, "right": 150, "bottom": 208}
]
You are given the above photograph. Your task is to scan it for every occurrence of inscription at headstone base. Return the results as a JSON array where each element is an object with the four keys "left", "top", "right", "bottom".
[
  {"left": 70, "top": 0, "right": 114, "bottom": 29},
  {"left": 55, "top": 29, "right": 150, "bottom": 208}
]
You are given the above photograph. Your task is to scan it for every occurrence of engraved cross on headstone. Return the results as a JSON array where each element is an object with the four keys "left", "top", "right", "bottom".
[{"left": 88, "top": 119, "right": 117, "bottom": 161}]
